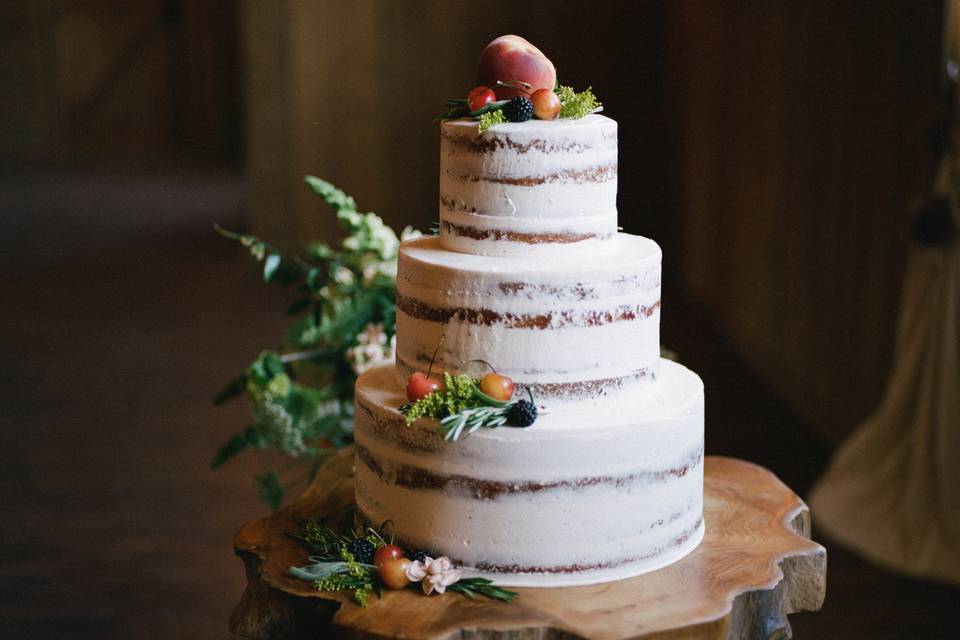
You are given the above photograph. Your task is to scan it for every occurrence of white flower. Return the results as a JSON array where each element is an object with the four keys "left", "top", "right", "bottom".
[
  {"left": 361, "top": 263, "right": 378, "bottom": 286},
  {"left": 362, "top": 259, "right": 398, "bottom": 287},
  {"left": 400, "top": 226, "right": 422, "bottom": 242},
  {"left": 375, "top": 228, "right": 399, "bottom": 260},
  {"left": 375, "top": 259, "right": 397, "bottom": 280},
  {"left": 345, "top": 323, "right": 393, "bottom": 375},
  {"left": 403, "top": 556, "right": 462, "bottom": 595},
  {"left": 333, "top": 266, "right": 354, "bottom": 286},
  {"left": 404, "top": 560, "right": 427, "bottom": 582}
]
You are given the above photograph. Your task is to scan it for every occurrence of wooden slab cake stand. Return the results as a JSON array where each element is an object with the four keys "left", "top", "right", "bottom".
[{"left": 230, "top": 448, "right": 826, "bottom": 639}]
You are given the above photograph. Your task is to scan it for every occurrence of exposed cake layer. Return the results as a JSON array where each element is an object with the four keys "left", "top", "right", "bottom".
[
  {"left": 395, "top": 233, "right": 661, "bottom": 407},
  {"left": 354, "top": 361, "right": 705, "bottom": 587},
  {"left": 439, "top": 115, "right": 617, "bottom": 257}
]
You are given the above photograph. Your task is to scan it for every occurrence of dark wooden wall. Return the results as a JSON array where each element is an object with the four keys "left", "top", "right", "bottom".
[
  {"left": 665, "top": 2, "right": 943, "bottom": 441},
  {"left": 1, "top": 1, "right": 239, "bottom": 160}
]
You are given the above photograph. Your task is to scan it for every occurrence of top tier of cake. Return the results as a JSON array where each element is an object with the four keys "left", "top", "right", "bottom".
[{"left": 439, "top": 114, "right": 618, "bottom": 257}]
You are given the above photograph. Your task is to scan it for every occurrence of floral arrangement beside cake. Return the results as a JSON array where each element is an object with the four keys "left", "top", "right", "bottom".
[{"left": 216, "top": 34, "right": 705, "bottom": 604}]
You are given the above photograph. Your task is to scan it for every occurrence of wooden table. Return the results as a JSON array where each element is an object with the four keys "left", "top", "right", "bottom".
[{"left": 230, "top": 448, "right": 826, "bottom": 639}]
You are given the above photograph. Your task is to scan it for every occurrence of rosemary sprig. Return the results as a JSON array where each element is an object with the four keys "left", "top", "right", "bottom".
[
  {"left": 435, "top": 99, "right": 510, "bottom": 122},
  {"left": 438, "top": 405, "right": 511, "bottom": 442},
  {"left": 288, "top": 518, "right": 353, "bottom": 559},
  {"left": 288, "top": 559, "right": 379, "bottom": 583},
  {"left": 448, "top": 577, "right": 518, "bottom": 603},
  {"left": 289, "top": 557, "right": 379, "bottom": 606}
]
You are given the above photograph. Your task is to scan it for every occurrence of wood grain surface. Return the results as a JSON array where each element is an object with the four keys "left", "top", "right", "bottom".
[{"left": 231, "top": 449, "right": 826, "bottom": 640}]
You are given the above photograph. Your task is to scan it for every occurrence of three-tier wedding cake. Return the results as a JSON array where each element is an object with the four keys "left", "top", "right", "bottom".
[{"left": 353, "top": 110, "right": 705, "bottom": 587}]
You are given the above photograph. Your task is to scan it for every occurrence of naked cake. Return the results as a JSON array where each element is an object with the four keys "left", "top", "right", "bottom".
[{"left": 353, "top": 36, "right": 704, "bottom": 588}]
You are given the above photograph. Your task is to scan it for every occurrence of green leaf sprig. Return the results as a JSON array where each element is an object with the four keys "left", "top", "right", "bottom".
[
  {"left": 438, "top": 403, "right": 510, "bottom": 442},
  {"left": 556, "top": 85, "right": 602, "bottom": 119},
  {"left": 436, "top": 98, "right": 509, "bottom": 123},
  {"left": 449, "top": 577, "right": 517, "bottom": 603},
  {"left": 401, "top": 372, "right": 479, "bottom": 425},
  {"left": 478, "top": 109, "right": 507, "bottom": 132},
  {"left": 289, "top": 555, "right": 379, "bottom": 606},
  {"left": 287, "top": 516, "right": 392, "bottom": 606},
  {"left": 212, "top": 177, "right": 422, "bottom": 509}
]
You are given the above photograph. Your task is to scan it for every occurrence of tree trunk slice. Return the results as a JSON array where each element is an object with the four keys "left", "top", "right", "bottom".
[{"left": 231, "top": 450, "right": 826, "bottom": 639}]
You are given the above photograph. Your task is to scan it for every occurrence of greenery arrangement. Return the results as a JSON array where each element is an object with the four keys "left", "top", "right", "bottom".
[
  {"left": 478, "top": 109, "right": 508, "bottom": 132},
  {"left": 439, "top": 84, "right": 602, "bottom": 132},
  {"left": 401, "top": 373, "right": 539, "bottom": 442},
  {"left": 287, "top": 517, "right": 386, "bottom": 607},
  {"left": 212, "top": 177, "right": 420, "bottom": 509},
  {"left": 288, "top": 514, "right": 517, "bottom": 606},
  {"left": 555, "top": 85, "right": 602, "bottom": 119}
]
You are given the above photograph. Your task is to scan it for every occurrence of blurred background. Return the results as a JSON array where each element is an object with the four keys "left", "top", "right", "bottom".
[{"left": 2, "top": 1, "right": 957, "bottom": 638}]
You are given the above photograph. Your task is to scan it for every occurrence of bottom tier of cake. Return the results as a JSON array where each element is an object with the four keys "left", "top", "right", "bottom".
[{"left": 353, "top": 359, "right": 704, "bottom": 587}]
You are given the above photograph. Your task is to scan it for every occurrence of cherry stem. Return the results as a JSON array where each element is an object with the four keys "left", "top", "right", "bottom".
[
  {"left": 466, "top": 358, "right": 497, "bottom": 374},
  {"left": 427, "top": 334, "right": 445, "bottom": 379},
  {"left": 496, "top": 80, "right": 533, "bottom": 96}
]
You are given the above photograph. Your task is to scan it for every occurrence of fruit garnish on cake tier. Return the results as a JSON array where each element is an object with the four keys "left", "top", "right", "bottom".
[
  {"left": 437, "top": 34, "right": 602, "bottom": 132},
  {"left": 287, "top": 512, "right": 517, "bottom": 606},
  {"left": 401, "top": 340, "right": 539, "bottom": 442}
]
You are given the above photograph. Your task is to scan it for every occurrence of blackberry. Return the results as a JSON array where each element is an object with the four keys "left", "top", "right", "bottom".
[
  {"left": 503, "top": 96, "right": 534, "bottom": 123},
  {"left": 508, "top": 399, "right": 538, "bottom": 427},
  {"left": 346, "top": 538, "right": 376, "bottom": 564},
  {"left": 408, "top": 549, "right": 431, "bottom": 563}
]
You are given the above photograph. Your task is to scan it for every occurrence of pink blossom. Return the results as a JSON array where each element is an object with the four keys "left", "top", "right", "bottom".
[{"left": 403, "top": 556, "right": 462, "bottom": 595}]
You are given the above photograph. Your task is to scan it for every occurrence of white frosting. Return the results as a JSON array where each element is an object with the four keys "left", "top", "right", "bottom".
[
  {"left": 354, "top": 360, "right": 705, "bottom": 587},
  {"left": 439, "top": 210, "right": 616, "bottom": 258},
  {"left": 439, "top": 115, "right": 618, "bottom": 257},
  {"left": 395, "top": 233, "right": 662, "bottom": 407}
]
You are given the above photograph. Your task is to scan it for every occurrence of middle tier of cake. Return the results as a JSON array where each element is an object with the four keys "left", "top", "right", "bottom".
[{"left": 395, "top": 233, "right": 662, "bottom": 407}]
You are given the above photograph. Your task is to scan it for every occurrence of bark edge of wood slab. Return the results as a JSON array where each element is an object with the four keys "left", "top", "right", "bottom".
[{"left": 230, "top": 449, "right": 826, "bottom": 640}]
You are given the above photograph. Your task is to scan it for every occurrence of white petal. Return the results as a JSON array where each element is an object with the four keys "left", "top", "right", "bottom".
[
  {"left": 405, "top": 561, "right": 427, "bottom": 581},
  {"left": 439, "top": 570, "right": 462, "bottom": 586},
  {"left": 421, "top": 578, "right": 434, "bottom": 595}
]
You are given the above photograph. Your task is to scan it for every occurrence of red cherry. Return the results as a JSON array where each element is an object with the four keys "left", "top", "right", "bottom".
[
  {"left": 467, "top": 86, "right": 496, "bottom": 112},
  {"left": 373, "top": 544, "right": 405, "bottom": 566},
  {"left": 379, "top": 557, "right": 412, "bottom": 590},
  {"left": 406, "top": 372, "right": 443, "bottom": 402},
  {"left": 530, "top": 88, "right": 561, "bottom": 120},
  {"left": 480, "top": 372, "right": 515, "bottom": 401}
]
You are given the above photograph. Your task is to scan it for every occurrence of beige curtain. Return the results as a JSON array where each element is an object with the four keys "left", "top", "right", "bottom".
[{"left": 808, "top": 166, "right": 960, "bottom": 583}]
